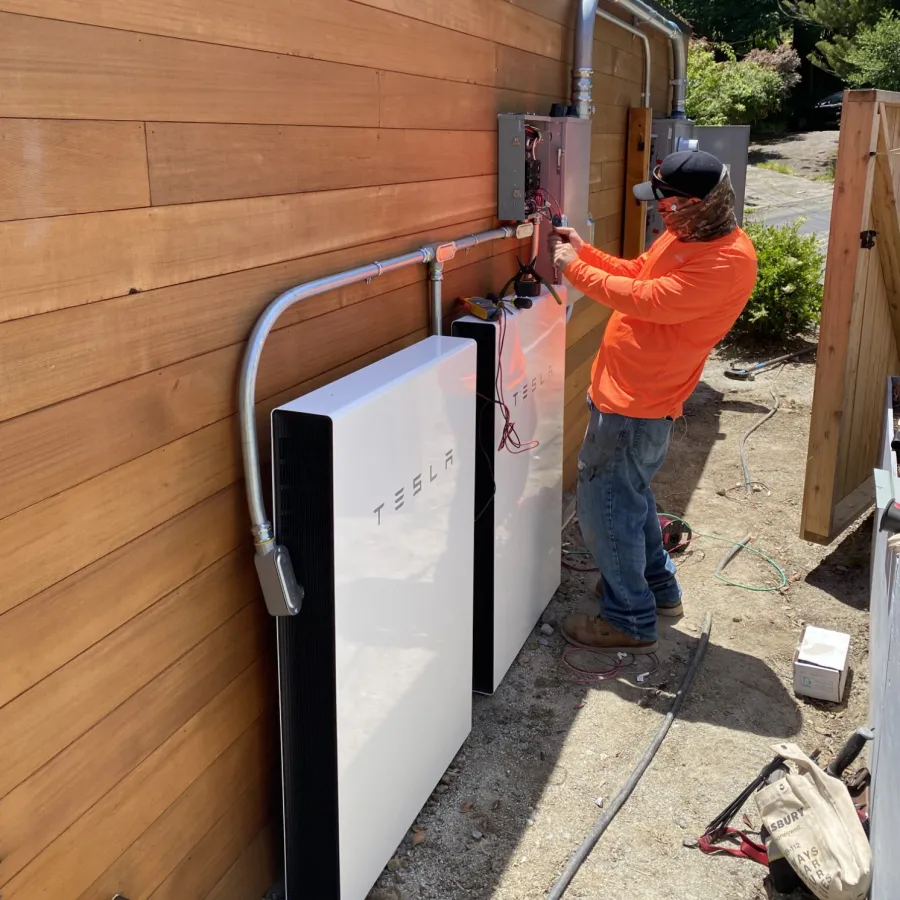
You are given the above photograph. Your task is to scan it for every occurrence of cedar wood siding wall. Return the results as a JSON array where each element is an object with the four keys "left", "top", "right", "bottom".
[{"left": 0, "top": 2, "right": 672, "bottom": 897}]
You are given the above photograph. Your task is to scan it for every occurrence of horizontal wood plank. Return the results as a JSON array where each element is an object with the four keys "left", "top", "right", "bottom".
[
  {"left": 352, "top": 0, "right": 567, "bottom": 60},
  {"left": 589, "top": 186, "right": 625, "bottom": 223},
  {"left": 378, "top": 71, "right": 562, "bottom": 129},
  {"left": 3, "top": 660, "right": 270, "bottom": 899},
  {"left": 0, "top": 119, "right": 150, "bottom": 221},
  {"left": 206, "top": 825, "right": 276, "bottom": 900},
  {"left": 591, "top": 132, "right": 627, "bottom": 164},
  {"left": 591, "top": 159, "right": 628, "bottom": 192},
  {"left": 496, "top": 44, "right": 569, "bottom": 98},
  {"left": 566, "top": 298, "right": 612, "bottom": 348},
  {"left": 77, "top": 723, "right": 273, "bottom": 900},
  {"left": 0, "top": 175, "right": 495, "bottom": 321},
  {"left": 0, "top": 417, "right": 241, "bottom": 615},
  {"left": 562, "top": 403, "right": 591, "bottom": 481},
  {"left": 0, "top": 549, "right": 258, "bottom": 802},
  {"left": 0, "top": 11, "right": 379, "bottom": 125},
  {"left": 0, "top": 486, "right": 245, "bottom": 710},
  {"left": 0, "top": 0, "right": 496, "bottom": 86},
  {"left": 590, "top": 73, "right": 642, "bottom": 109},
  {"left": 565, "top": 352, "right": 596, "bottom": 408},
  {"left": 0, "top": 604, "right": 267, "bottom": 889},
  {"left": 0, "top": 215, "right": 498, "bottom": 421},
  {"left": 507, "top": 0, "right": 572, "bottom": 26},
  {"left": 592, "top": 104, "right": 630, "bottom": 135},
  {"left": 146, "top": 124, "right": 496, "bottom": 205},
  {"left": 593, "top": 212, "right": 624, "bottom": 248},
  {"left": 0, "top": 247, "right": 522, "bottom": 614},
  {"left": 593, "top": 38, "right": 645, "bottom": 85},
  {"left": 149, "top": 775, "right": 271, "bottom": 900},
  {"left": 0, "top": 251, "right": 508, "bottom": 521}
]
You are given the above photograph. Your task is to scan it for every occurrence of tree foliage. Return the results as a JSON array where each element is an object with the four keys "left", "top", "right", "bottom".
[
  {"left": 658, "top": 0, "right": 789, "bottom": 48},
  {"left": 786, "top": 0, "right": 900, "bottom": 76},
  {"left": 685, "top": 41, "right": 786, "bottom": 127},
  {"left": 744, "top": 43, "right": 803, "bottom": 94},
  {"left": 845, "top": 11, "right": 900, "bottom": 90}
]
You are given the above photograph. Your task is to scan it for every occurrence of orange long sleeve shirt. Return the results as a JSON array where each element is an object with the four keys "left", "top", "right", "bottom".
[{"left": 564, "top": 229, "right": 758, "bottom": 420}]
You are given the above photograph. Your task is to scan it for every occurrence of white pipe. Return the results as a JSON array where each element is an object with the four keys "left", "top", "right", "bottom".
[{"left": 596, "top": 8, "right": 651, "bottom": 107}]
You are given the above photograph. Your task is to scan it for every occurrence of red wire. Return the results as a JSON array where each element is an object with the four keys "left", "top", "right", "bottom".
[{"left": 494, "top": 309, "right": 539, "bottom": 456}]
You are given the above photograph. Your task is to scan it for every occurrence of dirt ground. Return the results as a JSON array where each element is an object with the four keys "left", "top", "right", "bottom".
[
  {"left": 369, "top": 342, "right": 871, "bottom": 900},
  {"left": 749, "top": 131, "right": 839, "bottom": 180}
]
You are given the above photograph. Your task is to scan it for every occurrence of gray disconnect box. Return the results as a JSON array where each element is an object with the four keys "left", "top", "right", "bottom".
[{"left": 497, "top": 114, "right": 590, "bottom": 283}]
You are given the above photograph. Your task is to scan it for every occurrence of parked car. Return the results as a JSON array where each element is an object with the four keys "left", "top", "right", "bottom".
[{"left": 794, "top": 91, "right": 843, "bottom": 130}]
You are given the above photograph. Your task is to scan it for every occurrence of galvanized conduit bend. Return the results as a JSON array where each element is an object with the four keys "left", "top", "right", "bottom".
[
  {"left": 596, "top": 7, "right": 651, "bottom": 107},
  {"left": 572, "top": 0, "right": 688, "bottom": 119},
  {"left": 609, "top": 0, "right": 687, "bottom": 117},
  {"left": 239, "top": 222, "right": 530, "bottom": 615}
]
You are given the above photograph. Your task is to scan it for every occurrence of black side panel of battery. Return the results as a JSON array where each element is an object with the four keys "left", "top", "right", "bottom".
[
  {"left": 272, "top": 409, "right": 340, "bottom": 898},
  {"left": 451, "top": 320, "right": 497, "bottom": 694}
]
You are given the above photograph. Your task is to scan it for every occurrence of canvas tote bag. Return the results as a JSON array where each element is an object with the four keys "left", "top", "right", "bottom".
[{"left": 755, "top": 742, "right": 871, "bottom": 900}]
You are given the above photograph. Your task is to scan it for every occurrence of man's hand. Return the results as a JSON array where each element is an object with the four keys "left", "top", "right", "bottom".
[
  {"left": 552, "top": 241, "right": 579, "bottom": 271},
  {"left": 549, "top": 226, "right": 584, "bottom": 253}
]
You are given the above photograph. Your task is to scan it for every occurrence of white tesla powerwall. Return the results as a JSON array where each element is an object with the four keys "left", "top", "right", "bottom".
[{"left": 270, "top": 336, "right": 477, "bottom": 899}]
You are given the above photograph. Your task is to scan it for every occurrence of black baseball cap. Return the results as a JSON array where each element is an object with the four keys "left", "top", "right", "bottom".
[{"left": 634, "top": 150, "right": 726, "bottom": 202}]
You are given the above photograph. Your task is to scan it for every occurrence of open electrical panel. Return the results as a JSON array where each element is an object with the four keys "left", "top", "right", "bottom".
[{"left": 497, "top": 113, "right": 591, "bottom": 297}]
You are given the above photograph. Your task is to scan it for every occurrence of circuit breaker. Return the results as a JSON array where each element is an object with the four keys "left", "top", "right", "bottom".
[{"left": 497, "top": 113, "right": 591, "bottom": 291}]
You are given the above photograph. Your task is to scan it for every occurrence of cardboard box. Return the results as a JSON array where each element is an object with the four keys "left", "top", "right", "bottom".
[{"left": 793, "top": 625, "right": 850, "bottom": 703}]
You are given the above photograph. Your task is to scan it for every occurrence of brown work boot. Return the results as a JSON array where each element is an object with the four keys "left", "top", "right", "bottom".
[
  {"left": 561, "top": 613, "right": 659, "bottom": 654},
  {"left": 595, "top": 579, "right": 683, "bottom": 618}
]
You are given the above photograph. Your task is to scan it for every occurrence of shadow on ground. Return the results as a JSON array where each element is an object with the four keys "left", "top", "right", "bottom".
[{"left": 805, "top": 512, "right": 873, "bottom": 612}]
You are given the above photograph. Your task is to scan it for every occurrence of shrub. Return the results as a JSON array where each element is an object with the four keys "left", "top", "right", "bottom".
[
  {"left": 735, "top": 220, "right": 824, "bottom": 340},
  {"left": 686, "top": 41, "right": 786, "bottom": 127},
  {"left": 846, "top": 11, "right": 900, "bottom": 92},
  {"left": 744, "top": 43, "right": 802, "bottom": 95}
]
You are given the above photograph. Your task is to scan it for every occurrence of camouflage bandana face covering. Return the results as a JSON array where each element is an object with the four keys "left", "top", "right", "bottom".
[{"left": 659, "top": 168, "right": 738, "bottom": 242}]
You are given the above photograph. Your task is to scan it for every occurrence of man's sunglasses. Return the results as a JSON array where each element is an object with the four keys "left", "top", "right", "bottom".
[{"left": 649, "top": 166, "right": 694, "bottom": 200}]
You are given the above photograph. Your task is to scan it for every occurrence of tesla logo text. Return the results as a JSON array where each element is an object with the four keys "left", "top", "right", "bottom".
[
  {"left": 512, "top": 365, "right": 554, "bottom": 407},
  {"left": 373, "top": 449, "right": 454, "bottom": 525}
]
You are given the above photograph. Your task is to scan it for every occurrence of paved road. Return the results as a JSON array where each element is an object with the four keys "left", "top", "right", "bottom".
[{"left": 744, "top": 165, "right": 834, "bottom": 252}]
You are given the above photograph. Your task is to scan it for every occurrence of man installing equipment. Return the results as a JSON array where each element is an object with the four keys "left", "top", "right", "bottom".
[{"left": 549, "top": 149, "right": 758, "bottom": 654}]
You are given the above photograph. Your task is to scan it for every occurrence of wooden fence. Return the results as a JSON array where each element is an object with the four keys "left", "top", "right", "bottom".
[{"left": 802, "top": 90, "right": 900, "bottom": 544}]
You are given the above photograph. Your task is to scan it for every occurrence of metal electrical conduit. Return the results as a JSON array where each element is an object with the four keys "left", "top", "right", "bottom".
[
  {"left": 238, "top": 219, "right": 536, "bottom": 617},
  {"left": 596, "top": 8, "right": 651, "bottom": 108},
  {"left": 572, "top": 0, "right": 687, "bottom": 119}
]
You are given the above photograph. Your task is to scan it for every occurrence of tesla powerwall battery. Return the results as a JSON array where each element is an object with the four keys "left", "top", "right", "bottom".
[
  {"left": 270, "top": 335, "right": 477, "bottom": 900},
  {"left": 452, "top": 287, "right": 567, "bottom": 694}
]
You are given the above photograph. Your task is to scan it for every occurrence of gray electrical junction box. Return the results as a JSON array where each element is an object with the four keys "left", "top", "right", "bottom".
[{"left": 497, "top": 113, "right": 591, "bottom": 288}]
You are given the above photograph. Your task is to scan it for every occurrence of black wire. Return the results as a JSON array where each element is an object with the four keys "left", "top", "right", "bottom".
[{"left": 547, "top": 613, "right": 713, "bottom": 900}]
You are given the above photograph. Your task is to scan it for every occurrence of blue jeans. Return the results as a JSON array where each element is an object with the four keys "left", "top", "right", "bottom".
[{"left": 576, "top": 400, "right": 681, "bottom": 642}]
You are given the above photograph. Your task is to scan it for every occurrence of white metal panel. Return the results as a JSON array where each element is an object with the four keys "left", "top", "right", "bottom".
[
  {"left": 274, "top": 335, "right": 476, "bottom": 899},
  {"left": 454, "top": 288, "right": 567, "bottom": 693},
  {"left": 869, "top": 376, "right": 900, "bottom": 900},
  {"left": 492, "top": 290, "right": 566, "bottom": 689}
]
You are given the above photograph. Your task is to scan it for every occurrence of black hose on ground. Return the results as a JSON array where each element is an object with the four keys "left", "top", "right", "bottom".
[{"left": 546, "top": 613, "right": 714, "bottom": 900}]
